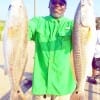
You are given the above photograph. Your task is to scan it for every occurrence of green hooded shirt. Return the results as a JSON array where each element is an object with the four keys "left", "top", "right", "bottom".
[{"left": 28, "top": 16, "right": 76, "bottom": 95}]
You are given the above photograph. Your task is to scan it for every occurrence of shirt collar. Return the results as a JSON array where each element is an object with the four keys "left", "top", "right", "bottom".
[{"left": 46, "top": 15, "right": 65, "bottom": 22}]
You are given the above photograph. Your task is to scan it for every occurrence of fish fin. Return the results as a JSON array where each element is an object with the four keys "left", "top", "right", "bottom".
[
  {"left": 0, "top": 64, "right": 8, "bottom": 75},
  {"left": 10, "top": 87, "right": 26, "bottom": 100},
  {"left": 71, "top": 90, "right": 85, "bottom": 100}
]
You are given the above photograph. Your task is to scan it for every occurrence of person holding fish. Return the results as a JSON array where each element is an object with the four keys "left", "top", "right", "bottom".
[{"left": 28, "top": 0, "right": 76, "bottom": 100}]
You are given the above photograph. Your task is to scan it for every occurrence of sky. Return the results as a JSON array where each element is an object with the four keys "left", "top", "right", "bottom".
[{"left": 0, "top": 0, "right": 100, "bottom": 21}]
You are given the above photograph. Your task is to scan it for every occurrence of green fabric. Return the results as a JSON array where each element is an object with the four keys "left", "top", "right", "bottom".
[{"left": 28, "top": 16, "right": 76, "bottom": 95}]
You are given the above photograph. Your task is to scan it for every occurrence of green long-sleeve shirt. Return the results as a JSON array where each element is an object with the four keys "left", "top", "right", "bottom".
[{"left": 28, "top": 16, "right": 76, "bottom": 95}]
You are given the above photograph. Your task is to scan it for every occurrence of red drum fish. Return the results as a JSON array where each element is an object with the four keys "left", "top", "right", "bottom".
[
  {"left": 2, "top": 0, "right": 28, "bottom": 99},
  {"left": 72, "top": 0, "right": 97, "bottom": 99}
]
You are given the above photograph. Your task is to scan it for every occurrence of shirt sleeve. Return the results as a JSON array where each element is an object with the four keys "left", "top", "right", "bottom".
[
  {"left": 69, "top": 20, "right": 74, "bottom": 51},
  {"left": 28, "top": 17, "right": 38, "bottom": 41},
  {"left": 70, "top": 20, "right": 74, "bottom": 33}
]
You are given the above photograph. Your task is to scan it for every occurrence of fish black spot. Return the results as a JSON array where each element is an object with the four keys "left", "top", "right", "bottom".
[
  {"left": 76, "top": 91, "right": 78, "bottom": 94},
  {"left": 17, "top": 90, "right": 20, "bottom": 93}
]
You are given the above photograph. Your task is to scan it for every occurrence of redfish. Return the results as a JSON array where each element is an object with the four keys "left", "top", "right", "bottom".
[
  {"left": 2, "top": 0, "right": 28, "bottom": 99},
  {"left": 72, "top": 0, "right": 97, "bottom": 99}
]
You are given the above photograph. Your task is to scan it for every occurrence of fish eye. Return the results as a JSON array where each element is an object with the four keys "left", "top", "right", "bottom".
[{"left": 8, "top": 4, "right": 12, "bottom": 10}]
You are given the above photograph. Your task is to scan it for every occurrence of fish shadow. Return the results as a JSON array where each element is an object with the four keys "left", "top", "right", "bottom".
[{"left": 0, "top": 72, "right": 32, "bottom": 100}]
